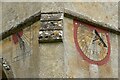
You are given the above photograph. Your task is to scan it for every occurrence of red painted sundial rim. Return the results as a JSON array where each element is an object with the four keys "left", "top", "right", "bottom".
[
  {"left": 12, "top": 30, "right": 23, "bottom": 44},
  {"left": 73, "top": 19, "right": 111, "bottom": 66}
]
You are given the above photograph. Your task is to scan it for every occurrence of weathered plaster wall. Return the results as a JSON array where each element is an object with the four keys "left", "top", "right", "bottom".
[
  {"left": 2, "top": 2, "right": 118, "bottom": 33},
  {"left": 1, "top": 2, "right": 119, "bottom": 78}
]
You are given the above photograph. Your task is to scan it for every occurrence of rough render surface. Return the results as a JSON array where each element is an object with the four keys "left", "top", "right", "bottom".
[
  {"left": 1, "top": 2, "right": 119, "bottom": 78},
  {"left": 2, "top": 2, "right": 118, "bottom": 33}
]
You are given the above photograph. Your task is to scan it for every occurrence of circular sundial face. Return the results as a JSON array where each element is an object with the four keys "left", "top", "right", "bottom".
[{"left": 73, "top": 20, "right": 110, "bottom": 65}]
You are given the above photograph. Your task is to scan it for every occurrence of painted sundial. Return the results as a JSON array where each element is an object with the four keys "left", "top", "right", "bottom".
[
  {"left": 12, "top": 27, "right": 33, "bottom": 62},
  {"left": 73, "top": 20, "right": 111, "bottom": 65}
]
